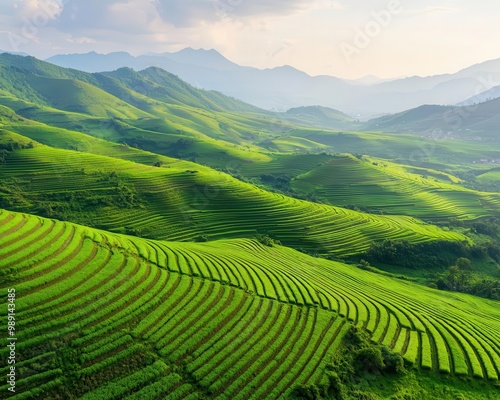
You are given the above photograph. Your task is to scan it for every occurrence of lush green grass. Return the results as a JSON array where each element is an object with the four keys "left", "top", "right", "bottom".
[
  {"left": 0, "top": 90, "right": 274, "bottom": 168},
  {"left": 25, "top": 75, "right": 151, "bottom": 119},
  {"left": 0, "top": 209, "right": 498, "bottom": 399}
]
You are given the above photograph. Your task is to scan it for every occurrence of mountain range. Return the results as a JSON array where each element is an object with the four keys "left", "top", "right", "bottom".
[{"left": 46, "top": 48, "right": 500, "bottom": 116}]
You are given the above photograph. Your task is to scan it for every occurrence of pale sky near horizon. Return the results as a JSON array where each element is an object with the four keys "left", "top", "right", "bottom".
[{"left": 0, "top": 0, "right": 498, "bottom": 79}]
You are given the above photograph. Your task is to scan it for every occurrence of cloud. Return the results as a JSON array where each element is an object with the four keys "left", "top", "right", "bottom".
[
  {"left": 153, "top": 0, "right": 331, "bottom": 27},
  {"left": 52, "top": 0, "right": 160, "bottom": 33},
  {"left": 66, "top": 35, "right": 96, "bottom": 44},
  {"left": 13, "top": 0, "right": 64, "bottom": 20},
  {"left": 312, "top": 1, "right": 344, "bottom": 10},
  {"left": 54, "top": 0, "right": 128, "bottom": 31},
  {"left": 402, "top": 5, "right": 461, "bottom": 17}
]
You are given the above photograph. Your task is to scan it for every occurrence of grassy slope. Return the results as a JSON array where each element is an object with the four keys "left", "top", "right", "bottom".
[
  {"left": 477, "top": 168, "right": 500, "bottom": 183},
  {"left": 0, "top": 131, "right": 466, "bottom": 257},
  {"left": 101, "top": 66, "right": 264, "bottom": 113},
  {"left": 291, "top": 154, "right": 500, "bottom": 220},
  {"left": 0, "top": 91, "right": 274, "bottom": 167},
  {"left": 0, "top": 209, "right": 498, "bottom": 399},
  {"left": 364, "top": 99, "right": 500, "bottom": 138},
  {"left": 0, "top": 54, "right": 284, "bottom": 162},
  {"left": 24, "top": 75, "right": 151, "bottom": 119}
]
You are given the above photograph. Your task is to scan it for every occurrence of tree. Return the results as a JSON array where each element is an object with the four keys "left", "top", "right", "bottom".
[
  {"left": 456, "top": 257, "right": 473, "bottom": 270},
  {"left": 445, "top": 266, "right": 460, "bottom": 290},
  {"left": 354, "top": 347, "right": 385, "bottom": 373}
]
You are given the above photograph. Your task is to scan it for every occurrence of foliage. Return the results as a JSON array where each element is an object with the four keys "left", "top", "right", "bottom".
[
  {"left": 255, "top": 233, "right": 282, "bottom": 247},
  {"left": 194, "top": 235, "right": 209, "bottom": 242},
  {"left": 430, "top": 257, "right": 500, "bottom": 300},
  {"left": 291, "top": 327, "right": 406, "bottom": 400},
  {"left": 364, "top": 239, "right": 473, "bottom": 270},
  {"left": 0, "top": 139, "right": 34, "bottom": 151},
  {"left": 2, "top": 52, "right": 500, "bottom": 400}
]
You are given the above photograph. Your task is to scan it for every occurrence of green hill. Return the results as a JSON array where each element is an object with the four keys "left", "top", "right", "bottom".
[
  {"left": 283, "top": 105, "right": 356, "bottom": 130},
  {"left": 1, "top": 209, "right": 499, "bottom": 399},
  {"left": 291, "top": 154, "right": 500, "bottom": 220},
  {"left": 0, "top": 54, "right": 288, "bottom": 167},
  {"left": 0, "top": 131, "right": 466, "bottom": 258},
  {"left": 364, "top": 99, "right": 500, "bottom": 138},
  {"left": 0, "top": 54, "right": 261, "bottom": 115},
  {"left": 234, "top": 152, "right": 500, "bottom": 221},
  {"left": 102, "top": 66, "right": 263, "bottom": 113},
  {"left": 24, "top": 76, "right": 150, "bottom": 119}
]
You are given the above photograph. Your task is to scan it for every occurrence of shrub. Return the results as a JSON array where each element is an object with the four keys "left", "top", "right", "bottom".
[
  {"left": 354, "top": 347, "right": 385, "bottom": 374},
  {"left": 357, "top": 259, "right": 371, "bottom": 270},
  {"left": 255, "top": 234, "right": 281, "bottom": 247},
  {"left": 326, "top": 371, "right": 346, "bottom": 400},
  {"left": 381, "top": 346, "right": 405, "bottom": 374},
  {"left": 292, "top": 384, "right": 321, "bottom": 400}
]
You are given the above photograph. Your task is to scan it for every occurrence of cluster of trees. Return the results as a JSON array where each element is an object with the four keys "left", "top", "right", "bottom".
[
  {"left": 257, "top": 174, "right": 323, "bottom": 203},
  {"left": 469, "top": 218, "right": 500, "bottom": 237},
  {"left": 364, "top": 236, "right": 500, "bottom": 300},
  {"left": 219, "top": 170, "right": 324, "bottom": 204},
  {"left": 292, "top": 327, "right": 405, "bottom": 400},
  {"left": 429, "top": 258, "right": 500, "bottom": 300},
  {"left": 260, "top": 174, "right": 293, "bottom": 192},
  {"left": 36, "top": 181, "right": 142, "bottom": 221},
  {"left": 0, "top": 139, "right": 34, "bottom": 152},
  {"left": 364, "top": 239, "right": 473, "bottom": 270},
  {"left": 454, "top": 170, "right": 500, "bottom": 193},
  {"left": 255, "top": 233, "right": 282, "bottom": 247}
]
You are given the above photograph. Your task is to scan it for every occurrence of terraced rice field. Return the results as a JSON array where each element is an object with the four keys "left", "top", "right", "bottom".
[
  {"left": 1, "top": 210, "right": 499, "bottom": 399},
  {"left": 477, "top": 169, "right": 500, "bottom": 184},
  {"left": 0, "top": 145, "right": 466, "bottom": 256},
  {"left": 292, "top": 155, "right": 500, "bottom": 220}
]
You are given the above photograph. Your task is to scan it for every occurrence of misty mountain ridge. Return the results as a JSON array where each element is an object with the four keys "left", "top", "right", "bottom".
[
  {"left": 364, "top": 97, "right": 500, "bottom": 138},
  {"left": 457, "top": 85, "right": 500, "bottom": 106},
  {"left": 46, "top": 48, "right": 500, "bottom": 116}
]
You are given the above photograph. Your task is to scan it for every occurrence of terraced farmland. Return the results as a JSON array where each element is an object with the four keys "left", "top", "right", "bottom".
[
  {"left": 292, "top": 155, "right": 500, "bottom": 220},
  {"left": 1, "top": 210, "right": 499, "bottom": 399},
  {"left": 0, "top": 139, "right": 466, "bottom": 256},
  {"left": 477, "top": 168, "right": 500, "bottom": 184}
]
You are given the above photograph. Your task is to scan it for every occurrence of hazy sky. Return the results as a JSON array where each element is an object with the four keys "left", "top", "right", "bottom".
[{"left": 0, "top": 0, "right": 498, "bottom": 79}]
